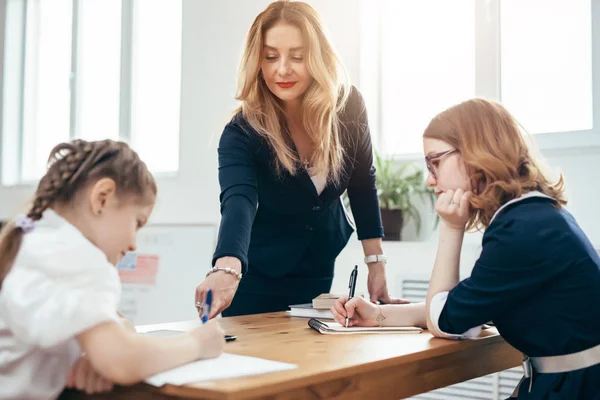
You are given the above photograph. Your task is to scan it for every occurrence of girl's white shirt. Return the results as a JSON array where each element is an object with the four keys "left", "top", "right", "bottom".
[{"left": 0, "top": 209, "right": 121, "bottom": 400}]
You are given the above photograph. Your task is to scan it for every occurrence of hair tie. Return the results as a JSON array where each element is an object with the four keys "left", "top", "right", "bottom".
[{"left": 15, "top": 214, "right": 35, "bottom": 233}]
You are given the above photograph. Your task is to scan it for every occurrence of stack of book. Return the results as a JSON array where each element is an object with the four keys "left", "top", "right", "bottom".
[
  {"left": 287, "top": 303, "right": 335, "bottom": 319},
  {"left": 312, "top": 293, "right": 341, "bottom": 309},
  {"left": 288, "top": 293, "right": 363, "bottom": 319}
]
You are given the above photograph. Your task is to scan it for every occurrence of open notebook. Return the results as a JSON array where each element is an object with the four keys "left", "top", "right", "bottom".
[{"left": 308, "top": 318, "right": 423, "bottom": 334}]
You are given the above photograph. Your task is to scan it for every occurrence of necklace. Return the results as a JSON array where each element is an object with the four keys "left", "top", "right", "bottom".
[{"left": 301, "top": 157, "right": 311, "bottom": 170}]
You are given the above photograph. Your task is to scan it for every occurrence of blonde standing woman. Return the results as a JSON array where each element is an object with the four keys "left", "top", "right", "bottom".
[{"left": 195, "top": 0, "right": 408, "bottom": 317}]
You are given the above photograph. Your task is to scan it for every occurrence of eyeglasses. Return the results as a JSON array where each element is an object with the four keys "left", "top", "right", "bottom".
[{"left": 425, "top": 149, "right": 458, "bottom": 179}]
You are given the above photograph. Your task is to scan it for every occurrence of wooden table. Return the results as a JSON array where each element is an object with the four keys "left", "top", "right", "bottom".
[{"left": 62, "top": 312, "right": 522, "bottom": 400}]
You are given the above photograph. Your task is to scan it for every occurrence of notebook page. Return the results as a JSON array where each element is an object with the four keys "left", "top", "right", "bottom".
[
  {"left": 322, "top": 322, "right": 422, "bottom": 332},
  {"left": 309, "top": 319, "right": 422, "bottom": 334},
  {"left": 145, "top": 353, "right": 297, "bottom": 386}
]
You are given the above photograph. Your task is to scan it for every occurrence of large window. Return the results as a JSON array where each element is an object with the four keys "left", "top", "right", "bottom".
[
  {"left": 1, "top": 0, "right": 182, "bottom": 184},
  {"left": 500, "top": 0, "right": 592, "bottom": 134},
  {"left": 361, "top": 0, "right": 595, "bottom": 156}
]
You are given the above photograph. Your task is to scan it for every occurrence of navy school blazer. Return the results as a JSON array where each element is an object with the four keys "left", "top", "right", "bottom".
[{"left": 212, "top": 87, "right": 384, "bottom": 277}]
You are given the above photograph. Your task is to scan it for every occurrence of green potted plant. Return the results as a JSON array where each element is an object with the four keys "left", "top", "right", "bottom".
[{"left": 374, "top": 152, "right": 437, "bottom": 241}]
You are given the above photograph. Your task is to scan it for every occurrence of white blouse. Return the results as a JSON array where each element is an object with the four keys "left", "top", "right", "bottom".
[
  {"left": 308, "top": 168, "right": 327, "bottom": 195},
  {"left": 0, "top": 209, "right": 121, "bottom": 400}
]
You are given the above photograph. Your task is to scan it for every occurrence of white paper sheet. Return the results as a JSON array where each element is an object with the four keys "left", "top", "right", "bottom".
[{"left": 145, "top": 353, "right": 297, "bottom": 386}]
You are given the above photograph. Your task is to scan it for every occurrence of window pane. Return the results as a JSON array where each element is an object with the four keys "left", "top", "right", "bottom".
[
  {"left": 380, "top": 0, "right": 475, "bottom": 155},
  {"left": 130, "top": 0, "right": 182, "bottom": 173},
  {"left": 501, "top": 0, "right": 592, "bottom": 134},
  {"left": 2, "top": 0, "right": 26, "bottom": 185},
  {"left": 21, "top": 0, "right": 72, "bottom": 181},
  {"left": 76, "top": 0, "right": 121, "bottom": 141}
]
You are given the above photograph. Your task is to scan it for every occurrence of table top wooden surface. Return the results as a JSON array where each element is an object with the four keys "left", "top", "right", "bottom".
[{"left": 62, "top": 312, "right": 522, "bottom": 400}]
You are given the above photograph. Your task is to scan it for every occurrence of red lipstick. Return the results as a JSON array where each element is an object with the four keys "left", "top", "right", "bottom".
[{"left": 276, "top": 82, "right": 296, "bottom": 89}]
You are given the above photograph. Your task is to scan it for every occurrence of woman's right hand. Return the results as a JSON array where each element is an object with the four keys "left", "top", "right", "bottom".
[
  {"left": 190, "top": 320, "right": 226, "bottom": 360},
  {"left": 195, "top": 261, "right": 241, "bottom": 319},
  {"left": 435, "top": 188, "right": 472, "bottom": 231},
  {"left": 331, "top": 296, "right": 381, "bottom": 327}
]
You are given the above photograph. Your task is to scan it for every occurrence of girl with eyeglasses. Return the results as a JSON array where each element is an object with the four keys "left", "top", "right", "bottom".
[{"left": 332, "top": 99, "right": 600, "bottom": 399}]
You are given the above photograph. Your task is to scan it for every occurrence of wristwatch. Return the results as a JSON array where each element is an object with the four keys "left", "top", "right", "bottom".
[{"left": 364, "top": 254, "right": 387, "bottom": 264}]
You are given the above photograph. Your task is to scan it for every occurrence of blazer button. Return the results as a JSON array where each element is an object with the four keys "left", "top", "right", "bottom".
[
  {"left": 305, "top": 225, "right": 313, "bottom": 231},
  {"left": 312, "top": 206, "right": 321, "bottom": 211}
]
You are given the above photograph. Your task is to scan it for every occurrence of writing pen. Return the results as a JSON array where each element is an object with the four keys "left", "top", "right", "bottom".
[
  {"left": 201, "top": 289, "right": 212, "bottom": 324},
  {"left": 345, "top": 265, "right": 358, "bottom": 328}
]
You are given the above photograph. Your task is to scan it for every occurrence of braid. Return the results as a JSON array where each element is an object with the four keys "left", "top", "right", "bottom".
[
  {"left": 28, "top": 140, "right": 114, "bottom": 220},
  {"left": 28, "top": 138, "right": 156, "bottom": 221},
  {"left": 1, "top": 138, "right": 156, "bottom": 290}
]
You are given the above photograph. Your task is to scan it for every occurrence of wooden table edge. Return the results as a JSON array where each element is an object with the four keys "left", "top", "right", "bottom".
[{"left": 154, "top": 333, "right": 516, "bottom": 400}]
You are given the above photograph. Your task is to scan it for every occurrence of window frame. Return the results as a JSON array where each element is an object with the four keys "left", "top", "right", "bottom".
[
  {"left": 0, "top": 0, "right": 181, "bottom": 186},
  {"left": 360, "top": 0, "right": 600, "bottom": 160}
]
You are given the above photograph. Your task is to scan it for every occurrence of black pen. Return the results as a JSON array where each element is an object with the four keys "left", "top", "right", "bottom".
[{"left": 345, "top": 265, "right": 358, "bottom": 328}]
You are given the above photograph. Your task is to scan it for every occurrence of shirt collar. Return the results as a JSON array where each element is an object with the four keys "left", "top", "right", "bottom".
[
  {"left": 34, "top": 208, "right": 110, "bottom": 263},
  {"left": 488, "top": 191, "right": 555, "bottom": 226}
]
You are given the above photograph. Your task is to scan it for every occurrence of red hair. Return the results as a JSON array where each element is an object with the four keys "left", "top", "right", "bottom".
[{"left": 423, "top": 98, "right": 566, "bottom": 230}]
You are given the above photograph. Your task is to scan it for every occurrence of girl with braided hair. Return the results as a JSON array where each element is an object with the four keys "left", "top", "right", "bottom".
[{"left": 0, "top": 139, "right": 224, "bottom": 399}]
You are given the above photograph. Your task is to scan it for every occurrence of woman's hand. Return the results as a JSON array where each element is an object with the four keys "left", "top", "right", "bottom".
[
  {"left": 367, "top": 262, "right": 410, "bottom": 304},
  {"left": 66, "top": 355, "right": 113, "bottom": 394},
  {"left": 195, "top": 273, "right": 239, "bottom": 319},
  {"left": 331, "top": 296, "right": 381, "bottom": 327},
  {"left": 195, "top": 258, "right": 241, "bottom": 318},
  {"left": 435, "top": 189, "right": 472, "bottom": 231}
]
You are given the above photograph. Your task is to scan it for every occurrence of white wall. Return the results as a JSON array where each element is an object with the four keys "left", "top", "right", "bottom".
[{"left": 1, "top": 0, "right": 598, "bottom": 295}]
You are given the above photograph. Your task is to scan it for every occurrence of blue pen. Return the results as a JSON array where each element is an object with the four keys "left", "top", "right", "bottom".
[{"left": 201, "top": 289, "right": 212, "bottom": 324}]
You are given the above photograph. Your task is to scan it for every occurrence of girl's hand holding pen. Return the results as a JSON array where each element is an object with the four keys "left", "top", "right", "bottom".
[
  {"left": 190, "top": 320, "right": 225, "bottom": 360},
  {"left": 190, "top": 289, "right": 225, "bottom": 359}
]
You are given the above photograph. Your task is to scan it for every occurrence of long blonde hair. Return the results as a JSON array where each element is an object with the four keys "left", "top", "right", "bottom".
[
  {"left": 236, "top": 0, "right": 350, "bottom": 184},
  {"left": 423, "top": 98, "right": 566, "bottom": 230}
]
